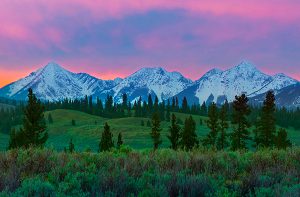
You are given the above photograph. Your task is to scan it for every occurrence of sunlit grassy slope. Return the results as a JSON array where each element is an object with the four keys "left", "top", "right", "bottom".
[
  {"left": 0, "top": 109, "right": 299, "bottom": 151},
  {"left": 44, "top": 109, "right": 210, "bottom": 151}
]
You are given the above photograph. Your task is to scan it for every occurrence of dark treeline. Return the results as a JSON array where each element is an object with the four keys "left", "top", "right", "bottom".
[
  {"left": 0, "top": 106, "right": 23, "bottom": 134},
  {"left": 1, "top": 93, "right": 300, "bottom": 135},
  {"left": 43, "top": 93, "right": 300, "bottom": 129}
]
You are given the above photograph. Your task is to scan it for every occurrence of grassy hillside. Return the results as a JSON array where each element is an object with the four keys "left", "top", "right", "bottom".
[
  {"left": 0, "top": 109, "right": 299, "bottom": 151},
  {"left": 44, "top": 109, "right": 210, "bottom": 151},
  {"left": 44, "top": 109, "right": 300, "bottom": 151}
]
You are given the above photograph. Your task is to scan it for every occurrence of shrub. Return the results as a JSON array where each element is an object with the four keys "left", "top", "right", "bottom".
[{"left": 0, "top": 147, "right": 300, "bottom": 195}]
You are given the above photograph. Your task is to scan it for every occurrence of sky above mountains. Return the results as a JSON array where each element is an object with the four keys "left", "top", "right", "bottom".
[{"left": 0, "top": 0, "right": 300, "bottom": 87}]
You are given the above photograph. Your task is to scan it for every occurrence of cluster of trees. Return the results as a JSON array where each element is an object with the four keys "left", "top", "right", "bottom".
[
  {"left": 148, "top": 91, "right": 292, "bottom": 151},
  {"left": 43, "top": 94, "right": 209, "bottom": 120},
  {"left": 0, "top": 106, "right": 23, "bottom": 134},
  {"left": 202, "top": 91, "right": 291, "bottom": 150},
  {"left": 98, "top": 122, "right": 123, "bottom": 152},
  {"left": 44, "top": 95, "right": 128, "bottom": 118}
]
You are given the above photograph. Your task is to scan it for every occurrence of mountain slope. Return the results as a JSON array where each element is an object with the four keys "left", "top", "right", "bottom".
[
  {"left": 250, "top": 83, "right": 300, "bottom": 108},
  {"left": 0, "top": 62, "right": 121, "bottom": 101},
  {"left": 175, "top": 60, "right": 298, "bottom": 105},
  {"left": 111, "top": 67, "right": 193, "bottom": 102}
]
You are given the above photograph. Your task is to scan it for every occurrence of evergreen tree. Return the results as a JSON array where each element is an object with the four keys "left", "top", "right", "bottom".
[
  {"left": 96, "top": 97, "right": 103, "bottom": 116},
  {"left": 22, "top": 88, "right": 48, "bottom": 148},
  {"left": 68, "top": 138, "right": 75, "bottom": 153},
  {"left": 203, "top": 102, "right": 219, "bottom": 147},
  {"left": 141, "top": 120, "right": 145, "bottom": 126},
  {"left": 254, "top": 91, "right": 276, "bottom": 148},
  {"left": 84, "top": 95, "right": 89, "bottom": 113},
  {"left": 134, "top": 97, "right": 142, "bottom": 117},
  {"left": 117, "top": 132, "right": 123, "bottom": 149},
  {"left": 122, "top": 93, "right": 128, "bottom": 110},
  {"left": 230, "top": 94, "right": 251, "bottom": 150},
  {"left": 175, "top": 97, "right": 179, "bottom": 111},
  {"left": 224, "top": 100, "right": 230, "bottom": 114},
  {"left": 148, "top": 94, "right": 153, "bottom": 114},
  {"left": 181, "top": 97, "right": 189, "bottom": 113},
  {"left": 71, "top": 119, "right": 76, "bottom": 126},
  {"left": 89, "top": 96, "right": 93, "bottom": 114},
  {"left": 171, "top": 97, "right": 176, "bottom": 111},
  {"left": 99, "top": 122, "right": 114, "bottom": 152},
  {"left": 201, "top": 102, "right": 207, "bottom": 116},
  {"left": 274, "top": 128, "right": 291, "bottom": 149},
  {"left": 104, "top": 95, "right": 114, "bottom": 116},
  {"left": 154, "top": 96, "right": 159, "bottom": 113},
  {"left": 165, "top": 100, "right": 171, "bottom": 122},
  {"left": 127, "top": 101, "right": 132, "bottom": 117},
  {"left": 146, "top": 120, "right": 151, "bottom": 127},
  {"left": 142, "top": 101, "right": 148, "bottom": 117},
  {"left": 48, "top": 113, "right": 53, "bottom": 124},
  {"left": 181, "top": 116, "right": 198, "bottom": 150},
  {"left": 217, "top": 104, "right": 229, "bottom": 150},
  {"left": 199, "top": 118, "right": 203, "bottom": 126},
  {"left": 150, "top": 112, "right": 162, "bottom": 150},
  {"left": 167, "top": 114, "right": 181, "bottom": 150},
  {"left": 8, "top": 128, "right": 18, "bottom": 149}
]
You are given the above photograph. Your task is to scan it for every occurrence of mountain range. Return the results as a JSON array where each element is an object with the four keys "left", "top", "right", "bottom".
[{"left": 0, "top": 61, "right": 299, "bottom": 108}]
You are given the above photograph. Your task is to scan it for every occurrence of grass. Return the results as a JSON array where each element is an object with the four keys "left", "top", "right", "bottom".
[
  {"left": 44, "top": 109, "right": 210, "bottom": 151},
  {"left": 0, "top": 109, "right": 299, "bottom": 151}
]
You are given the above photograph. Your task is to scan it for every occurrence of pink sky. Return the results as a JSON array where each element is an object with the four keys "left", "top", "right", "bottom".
[{"left": 0, "top": 0, "right": 300, "bottom": 87}]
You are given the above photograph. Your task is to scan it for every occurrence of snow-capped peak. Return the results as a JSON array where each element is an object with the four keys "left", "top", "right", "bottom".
[
  {"left": 43, "top": 61, "right": 63, "bottom": 69},
  {"left": 235, "top": 60, "right": 256, "bottom": 69},
  {"left": 177, "top": 60, "right": 298, "bottom": 105},
  {"left": 112, "top": 66, "right": 193, "bottom": 102}
]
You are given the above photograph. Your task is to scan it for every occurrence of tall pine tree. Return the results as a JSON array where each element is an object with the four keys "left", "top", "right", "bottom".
[
  {"left": 230, "top": 94, "right": 251, "bottom": 150},
  {"left": 217, "top": 104, "right": 229, "bottom": 150},
  {"left": 274, "top": 128, "right": 291, "bottom": 149},
  {"left": 68, "top": 138, "right": 75, "bottom": 153},
  {"left": 165, "top": 100, "right": 171, "bottom": 122},
  {"left": 117, "top": 132, "right": 123, "bottom": 149},
  {"left": 254, "top": 91, "right": 276, "bottom": 148},
  {"left": 181, "top": 97, "right": 189, "bottom": 113},
  {"left": 150, "top": 112, "right": 162, "bottom": 150},
  {"left": 181, "top": 116, "right": 198, "bottom": 150},
  {"left": 22, "top": 88, "right": 48, "bottom": 148},
  {"left": 167, "top": 114, "right": 181, "bottom": 150},
  {"left": 203, "top": 102, "right": 219, "bottom": 148},
  {"left": 99, "top": 122, "right": 114, "bottom": 152}
]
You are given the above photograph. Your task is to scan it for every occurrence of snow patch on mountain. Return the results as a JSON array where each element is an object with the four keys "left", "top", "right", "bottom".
[
  {"left": 0, "top": 62, "right": 120, "bottom": 101},
  {"left": 112, "top": 67, "right": 193, "bottom": 102},
  {"left": 178, "top": 60, "right": 298, "bottom": 105}
]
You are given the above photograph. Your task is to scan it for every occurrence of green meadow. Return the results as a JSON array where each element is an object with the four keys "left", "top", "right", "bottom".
[{"left": 1, "top": 109, "right": 298, "bottom": 152}]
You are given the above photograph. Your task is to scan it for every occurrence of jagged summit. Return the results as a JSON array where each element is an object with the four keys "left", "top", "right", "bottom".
[
  {"left": 175, "top": 60, "right": 298, "bottom": 106},
  {"left": 112, "top": 66, "right": 193, "bottom": 102},
  {"left": 40, "top": 61, "right": 64, "bottom": 71},
  {"left": 228, "top": 60, "right": 258, "bottom": 73}
]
